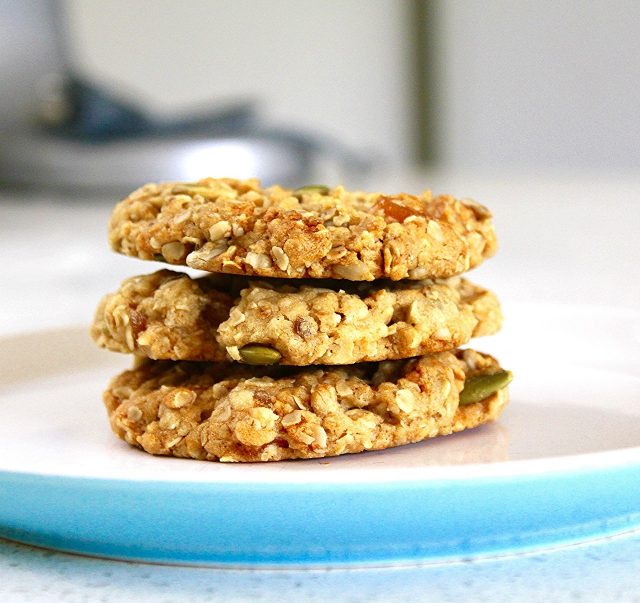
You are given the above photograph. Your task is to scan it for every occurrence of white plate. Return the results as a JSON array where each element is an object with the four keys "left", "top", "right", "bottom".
[{"left": 1, "top": 302, "right": 639, "bottom": 566}]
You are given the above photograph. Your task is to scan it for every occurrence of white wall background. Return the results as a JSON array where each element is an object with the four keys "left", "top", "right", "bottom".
[
  {"left": 0, "top": 0, "right": 62, "bottom": 128},
  {"left": 432, "top": 0, "right": 640, "bottom": 169},
  {"left": 63, "top": 0, "right": 413, "bottom": 163},
  {"left": 5, "top": 1, "right": 640, "bottom": 171}
]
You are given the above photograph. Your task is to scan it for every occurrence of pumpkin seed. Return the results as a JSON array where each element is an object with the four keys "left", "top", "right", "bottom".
[
  {"left": 294, "top": 185, "right": 330, "bottom": 195},
  {"left": 459, "top": 370, "right": 513, "bottom": 405},
  {"left": 238, "top": 345, "right": 282, "bottom": 365}
]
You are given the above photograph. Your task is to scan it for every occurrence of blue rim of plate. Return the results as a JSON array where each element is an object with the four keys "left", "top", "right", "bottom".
[{"left": 2, "top": 455, "right": 640, "bottom": 567}]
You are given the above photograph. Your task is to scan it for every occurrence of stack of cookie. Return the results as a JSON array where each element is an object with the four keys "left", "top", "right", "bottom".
[{"left": 91, "top": 179, "right": 512, "bottom": 462}]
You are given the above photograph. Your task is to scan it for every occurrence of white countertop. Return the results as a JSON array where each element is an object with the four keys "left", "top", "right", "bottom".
[
  {"left": 3, "top": 532, "right": 640, "bottom": 603},
  {"left": 1, "top": 170, "right": 639, "bottom": 601}
]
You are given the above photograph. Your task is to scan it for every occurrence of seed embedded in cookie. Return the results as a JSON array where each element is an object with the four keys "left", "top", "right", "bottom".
[
  {"left": 104, "top": 349, "right": 510, "bottom": 462},
  {"left": 108, "top": 178, "right": 497, "bottom": 281},
  {"left": 90, "top": 269, "right": 503, "bottom": 365}
]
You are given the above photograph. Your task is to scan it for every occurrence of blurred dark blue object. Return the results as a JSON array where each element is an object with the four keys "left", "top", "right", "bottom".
[{"left": 43, "top": 75, "right": 256, "bottom": 142}]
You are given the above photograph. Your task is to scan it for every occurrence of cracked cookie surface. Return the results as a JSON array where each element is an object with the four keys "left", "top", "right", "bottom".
[
  {"left": 108, "top": 178, "right": 497, "bottom": 281},
  {"left": 103, "top": 349, "right": 510, "bottom": 462},
  {"left": 91, "top": 270, "right": 502, "bottom": 365}
]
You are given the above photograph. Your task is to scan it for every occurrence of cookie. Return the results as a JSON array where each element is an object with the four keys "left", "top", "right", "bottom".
[
  {"left": 91, "top": 270, "right": 233, "bottom": 362},
  {"left": 108, "top": 178, "right": 497, "bottom": 281},
  {"left": 91, "top": 270, "right": 502, "bottom": 365},
  {"left": 103, "top": 349, "right": 511, "bottom": 462}
]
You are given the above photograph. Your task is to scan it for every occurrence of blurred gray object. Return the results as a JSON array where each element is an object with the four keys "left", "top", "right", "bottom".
[{"left": 0, "top": 0, "right": 370, "bottom": 192}]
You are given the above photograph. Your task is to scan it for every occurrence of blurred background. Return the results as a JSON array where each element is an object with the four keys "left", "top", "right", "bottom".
[{"left": 2, "top": 0, "right": 640, "bottom": 191}]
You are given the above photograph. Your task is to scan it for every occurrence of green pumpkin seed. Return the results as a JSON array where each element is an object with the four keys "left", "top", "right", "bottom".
[
  {"left": 238, "top": 345, "right": 282, "bottom": 365},
  {"left": 459, "top": 370, "right": 513, "bottom": 405},
  {"left": 294, "top": 185, "right": 330, "bottom": 195},
  {"left": 172, "top": 185, "right": 218, "bottom": 197}
]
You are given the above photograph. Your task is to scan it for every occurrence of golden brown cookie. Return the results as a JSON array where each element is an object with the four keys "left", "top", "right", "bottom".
[
  {"left": 91, "top": 270, "right": 502, "bottom": 365},
  {"left": 108, "top": 178, "right": 497, "bottom": 281},
  {"left": 104, "top": 349, "right": 511, "bottom": 462}
]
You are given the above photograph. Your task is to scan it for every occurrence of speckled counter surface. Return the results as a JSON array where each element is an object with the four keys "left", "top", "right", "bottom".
[
  {"left": 2, "top": 532, "right": 640, "bottom": 602},
  {"left": 1, "top": 171, "right": 640, "bottom": 602}
]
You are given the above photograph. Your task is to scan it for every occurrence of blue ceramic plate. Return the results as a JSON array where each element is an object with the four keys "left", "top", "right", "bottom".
[{"left": 1, "top": 303, "right": 639, "bottom": 566}]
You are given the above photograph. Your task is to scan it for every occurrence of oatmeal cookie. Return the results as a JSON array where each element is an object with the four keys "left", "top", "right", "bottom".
[
  {"left": 103, "top": 349, "right": 511, "bottom": 462},
  {"left": 91, "top": 270, "right": 502, "bottom": 365},
  {"left": 108, "top": 178, "right": 497, "bottom": 281},
  {"left": 91, "top": 270, "right": 232, "bottom": 362}
]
